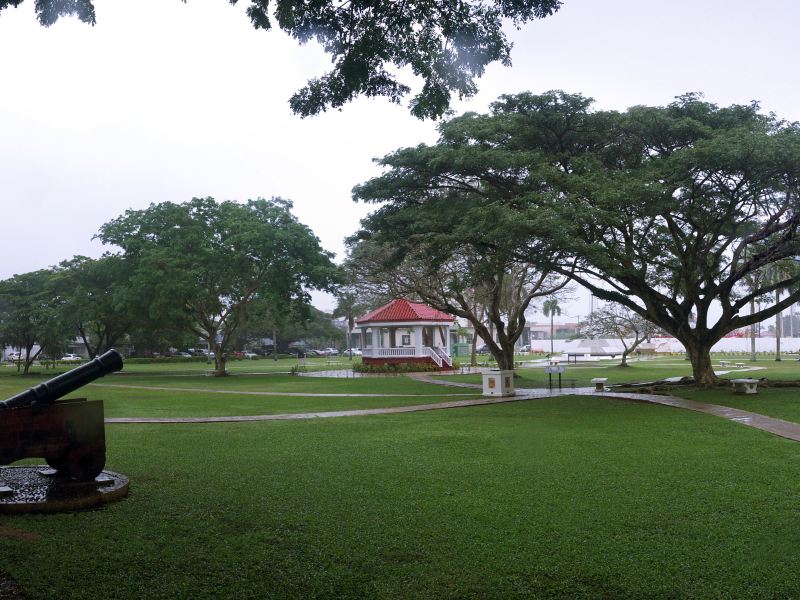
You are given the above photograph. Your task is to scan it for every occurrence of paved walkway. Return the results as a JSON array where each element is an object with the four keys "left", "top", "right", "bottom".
[
  {"left": 100, "top": 371, "right": 800, "bottom": 442},
  {"left": 416, "top": 374, "right": 800, "bottom": 442},
  {"left": 103, "top": 375, "right": 800, "bottom": 442},
  {"left": 104, "top": 392, "right": 556, "bottom": 424},
  {"left": 90, "top": 383, "right": 480, "bottom": 398}
]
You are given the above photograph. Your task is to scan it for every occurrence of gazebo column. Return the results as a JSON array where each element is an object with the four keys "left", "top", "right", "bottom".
[
  {"left": 414, "top": 325, "right": 423, "bottom": 357},
  {"left": 371, "top": 327, "right": 380, "bottom": 351}
]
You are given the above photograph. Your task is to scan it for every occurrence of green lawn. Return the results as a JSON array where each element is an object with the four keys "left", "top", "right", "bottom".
[
  {"left": 672, "top": 386, "right": 800, "bottom": 425},
  {"left": 448, "top": 355, "right": 800, "bottom": 388},
  {"left": 2, "top": 396, "right": 800, "bottom": 598},
  {"left": 0, "top": 369, "right": 484, "bottom": 419},
  {"left": 84, "top": 385, "right": 483, "bottom": 419}
]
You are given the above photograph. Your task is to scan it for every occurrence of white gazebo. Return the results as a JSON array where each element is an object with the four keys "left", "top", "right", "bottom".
[{"left": 355, "top": 299, "right": 455, "bottom": 370}]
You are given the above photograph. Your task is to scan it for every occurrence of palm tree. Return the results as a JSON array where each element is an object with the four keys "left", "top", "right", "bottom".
[
  {"left": 332, "top": 290, "right": 369, "bottom": 360},
  {"left": 542, "top": 298, "right": 561, "bottom": 357}
]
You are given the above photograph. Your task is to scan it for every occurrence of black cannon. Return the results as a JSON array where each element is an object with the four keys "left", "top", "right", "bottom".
[{"left": 0, "top": 350, "right": 123, "bottom": 481}]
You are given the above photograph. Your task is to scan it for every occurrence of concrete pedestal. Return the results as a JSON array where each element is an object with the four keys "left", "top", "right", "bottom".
[{"left": 482, "top": 369, "right": 515, "bottom": 397}]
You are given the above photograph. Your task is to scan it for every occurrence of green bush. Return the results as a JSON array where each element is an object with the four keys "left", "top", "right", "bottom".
[
  {"left": 353, "top": 361, "right": 439, "bottom": 374},
  {"left": 124, "top": 356, "right": 208, "bottom": 364}
]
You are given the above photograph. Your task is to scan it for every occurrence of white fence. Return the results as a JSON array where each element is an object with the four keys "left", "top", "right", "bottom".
[{"left": 528, "top": 337, "right": 800, "bottom": 355}]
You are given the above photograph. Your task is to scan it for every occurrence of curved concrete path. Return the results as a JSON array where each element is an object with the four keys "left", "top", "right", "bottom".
[
  {"left": 102, "top": 374, "right": 800, "bottom": 443},
  {"left": 412, "top": 374, "right": 800, "bottom": 443},
  {"left": 90, "top": 382, "right": 480, "bottom": 398},
  {"left": 104, "top": 392, "right": 555, "bottom": 424}
]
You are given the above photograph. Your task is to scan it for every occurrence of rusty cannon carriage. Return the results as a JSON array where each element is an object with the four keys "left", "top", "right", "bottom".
[{"left": 0, "top": 350, "right": 123, "bottom": 481}]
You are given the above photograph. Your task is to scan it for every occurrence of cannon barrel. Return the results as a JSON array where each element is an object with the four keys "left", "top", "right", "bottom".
[{"left": 0, "top": 349, "right": 123, "bottom": 410}]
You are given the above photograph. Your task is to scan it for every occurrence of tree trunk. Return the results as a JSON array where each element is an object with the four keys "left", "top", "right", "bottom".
[
  {"left": 206, "top": 332, "right": 228, "bottom": 376},
  {"left": 493, "top": 344, "right": 516, "bottom": 371},
  {"left": 750, "top": 298, "right": 757, "bottom": 361},
  {"left": 213, "top": 351, "right": 227, "bottom": 376},
  {"left": 684, "top": 340, "right": 718, "bottom": 387},
  {"left": 470, "top": 334, "right": 478, "bottom": 367},
  {"left": 776, "top": 287, "right": 782, "bottom": 361},
  {"left": 619, "top": 350, "right": 630, "bottom": 367}
]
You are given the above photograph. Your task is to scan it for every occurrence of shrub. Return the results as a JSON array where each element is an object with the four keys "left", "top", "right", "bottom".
[
  {"left": 123, "top": 356, "right": 209, "bottom": 364},
  {"left": 290, "top": 364, "right": 307, "bottom": 375},
  {"left": 352, "top": 362, "right": 438, "bottom": 374}
]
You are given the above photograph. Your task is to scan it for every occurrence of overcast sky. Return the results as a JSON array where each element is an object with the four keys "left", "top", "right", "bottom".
[{"left": 1, "top": 0, "right": 798, "bottom": 319}]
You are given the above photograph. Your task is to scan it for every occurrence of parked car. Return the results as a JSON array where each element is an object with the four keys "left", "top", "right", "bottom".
[
  {"left": 323, "top": 348, "right": 339, "bottom": 356},
  {"left": 173, "top": 352, "right": 192, "bottom": 358},
  {"left": 476, "top": 345, "right": 491, "bottom": 355},
  {"left": 346, "top": 348, "right": 362, "bottom": 356},
  {"left": 60, "top": 354, "right": 82, "bottom": 361},
  {"left": 6, "top": 352, "right": 21, "bottom": 361},
  {"left": 243, "top": 352, "right": 259, "bottom": 359}
]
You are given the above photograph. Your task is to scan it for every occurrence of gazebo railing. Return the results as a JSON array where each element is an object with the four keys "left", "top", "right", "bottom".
[
  {"left": 362, "top": 347, "right": 418, "bottom": 358},
  {"left": 362, "top": 347, "right": 452, "bottom": 367}
]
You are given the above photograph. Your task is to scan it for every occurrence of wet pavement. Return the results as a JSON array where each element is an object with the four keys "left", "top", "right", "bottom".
[{"left": 91, "top": 382, "right": 480, "bottom": 397}]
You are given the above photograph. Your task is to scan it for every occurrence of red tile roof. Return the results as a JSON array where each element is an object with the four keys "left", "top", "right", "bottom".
[{"left": 356, "top": 298, "right": 454, "bottom": 324}]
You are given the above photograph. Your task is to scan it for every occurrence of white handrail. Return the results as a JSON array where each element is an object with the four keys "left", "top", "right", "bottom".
[
  {"left": 426, "top": 347, "right": 443, "bottom": 367},
  {"left": 431, "top": 346, "right": 452, "bottom": 367}
]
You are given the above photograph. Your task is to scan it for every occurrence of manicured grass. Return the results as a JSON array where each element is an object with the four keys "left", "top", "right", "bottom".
[
  {"left": 92, "top": 373, "right": 459, "bottom": 394},
  {"left": 445, "top": 359, "right": 697, "bottom": 387},
  {"left": 0, "top": 370, "right": 483, "bottom": 418},
  {"left": 83, "top": 385, "right": 483, "bottom": 419},
  {"left": 447, "top": 355, "right": 800, "bottom": 388},
  {"left": 672, "top": 386, "right": 800, "bottom": 425},
  {"left": 2, "top": 397, "right": 800, "bottom": 598}
]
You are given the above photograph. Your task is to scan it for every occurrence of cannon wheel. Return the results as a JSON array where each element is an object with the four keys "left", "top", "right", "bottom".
[{"left": 54, "top": 445, "right": 106, "bottom": 481}]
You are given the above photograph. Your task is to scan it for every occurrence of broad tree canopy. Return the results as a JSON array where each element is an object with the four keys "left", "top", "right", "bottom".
[
  {"left": 53, "top": 255, "right": 136, "bottom": 359},
  {"left": 350, "top": 128, "right": 570, "bottom": 369},
  {"left": 0, "top": 269, "right": 73, "bottom": 373},
  {"left": 1, "top": 0, "right": 562, "bottom": 119},
  {"left": 98, "top": 197, "right": 339, "bottom": 374},
  {"left": 352, "top": 90, "right": 800, "bottom": 385}
]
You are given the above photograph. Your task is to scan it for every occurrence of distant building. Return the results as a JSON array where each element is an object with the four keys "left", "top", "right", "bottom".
[{"left": 526, "top": 322, "right": 580, "bottom": 340}]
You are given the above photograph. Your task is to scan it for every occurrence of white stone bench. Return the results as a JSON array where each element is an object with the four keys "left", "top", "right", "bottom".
[
  {"left": 590, "top": 377, "right": 608, "bottom": 392},
  {"left": 719, "top": 360, "right": 731, "bottom": 367},
  {"left": 734, "top": 362, "right": 746, "bottom": 369},
  {"left": 731, "top": 379, "right": 760, "bottom": 394}
]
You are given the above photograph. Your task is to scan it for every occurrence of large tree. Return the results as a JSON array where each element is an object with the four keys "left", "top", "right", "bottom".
[
  {"left": 52, "top": 255, "right": 136, "bottom": 359},
  {"left": 1, "top": 0, "right": 562, "bottom": 119},
  {"left": 0, "top": 270, "right": 73, "bottom": 374},
  {"left": 478, "top": 91, "right": 800, "bottom": 385},
  {"left": 355, "top": 90, "right": 800, "bottom": 385},
  {"left": 577, "top": 304, "right": 662, "bottom": 368},
  {"left": 349, "top": 95, "right": 574, "bottom": 370},
  {"left": 349, "top": 196, "right": 569, "bottom": 370},
  {"left": 548, "top": 95, "right": 800, "bottom": 385},
  {"left": 98, "top": 197, "right": 339, "bottom": 375}
]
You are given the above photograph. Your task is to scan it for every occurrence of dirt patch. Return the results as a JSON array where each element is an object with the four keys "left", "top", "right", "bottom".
[
  {"left": 0, "top": 572, "right": 28, "bottom": 599},
  {"left": 0, "top": 526, "right": 41, "bottom": 541}
]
